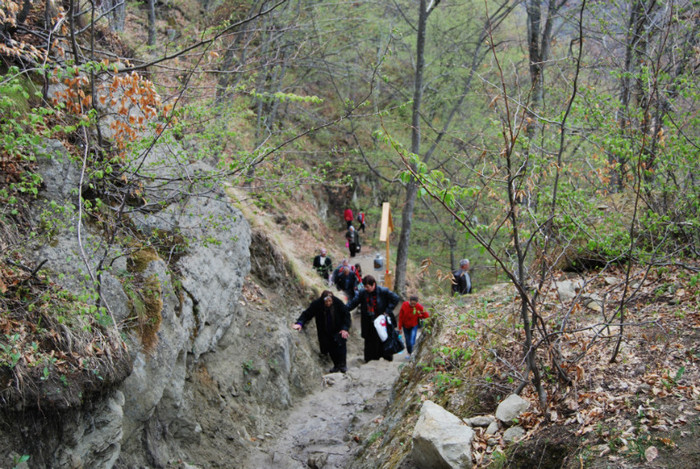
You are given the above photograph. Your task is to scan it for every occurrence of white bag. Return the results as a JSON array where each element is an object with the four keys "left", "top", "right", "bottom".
[{"left": 373, "top": 314, "right": 388, "bottom": 342}]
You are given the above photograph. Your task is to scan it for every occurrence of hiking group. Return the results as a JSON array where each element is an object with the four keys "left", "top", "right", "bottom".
[{"left": 295, "top": 207, "right": 472, "bottom": 374}]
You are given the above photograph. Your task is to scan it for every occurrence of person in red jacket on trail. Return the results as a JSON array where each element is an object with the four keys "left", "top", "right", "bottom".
[
  {"left": 398, "top": 295, "right": 429, "bottom": 358},
  {"left": 344, "top": 208, "right": 354, "bottom": 228}
]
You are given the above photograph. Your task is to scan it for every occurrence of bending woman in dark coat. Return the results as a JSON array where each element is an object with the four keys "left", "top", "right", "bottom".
[
  {"left": 345, "top": 275, "right": 400, "bottom": 363},
  {"left": 293, "top": 290, "right": 351, "bottom": 373}
]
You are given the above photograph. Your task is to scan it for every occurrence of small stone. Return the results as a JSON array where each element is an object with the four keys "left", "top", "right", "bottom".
[
  {"left": 637, "top": 383, "right": 651, "bottom": 394},
  {"left": 468, "top": 415, "right": 495, "bottom": 427},
  {"left": 503, "top": 426, "right": 525, "bottom": 442},
  {"left": 485, "top": 421, "right": 499, "bottom": 435},
  {"left": 604, "top": 277, "right": 620, "bottom": 286}
]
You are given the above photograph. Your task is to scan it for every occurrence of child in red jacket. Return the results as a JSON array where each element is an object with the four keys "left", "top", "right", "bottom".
[{"left": 398, "top": 295, "right": 429, "bottom": 357}]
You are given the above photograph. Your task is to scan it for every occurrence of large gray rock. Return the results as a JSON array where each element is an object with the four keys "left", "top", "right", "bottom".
[
  {"left": 412, "top": 400, "right": 474, "bottom": 469},
  {"left": 495, "top": 394, "right": 530, "bottom": 424},
  {"left": 554, "top": 279, "right": 583, "bottom": 300}
]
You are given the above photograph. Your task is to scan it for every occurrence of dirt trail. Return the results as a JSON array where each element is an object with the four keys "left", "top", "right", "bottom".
[{"left": 243, "top": 251, "right": 406, "bottom": 468}]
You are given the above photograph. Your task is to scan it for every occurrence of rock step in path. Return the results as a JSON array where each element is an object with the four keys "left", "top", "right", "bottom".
[{"left": 243, "top": 356, "right": 402, "bottom": 468}]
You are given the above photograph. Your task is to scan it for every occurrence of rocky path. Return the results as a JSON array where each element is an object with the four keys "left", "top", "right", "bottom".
[{"left": 243, "top": 251, "right": 405, "bottom": 468}]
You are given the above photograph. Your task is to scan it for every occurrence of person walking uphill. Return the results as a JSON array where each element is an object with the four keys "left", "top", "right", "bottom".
[
  {"left": 293, "top": 291, "right": 350, "bottom": 373},
  {"left": 346, "top": 275, "right": 401, "bottom": 363},
  {"left": 345, "top": 225, "right": 360, "bottom": 257},
  {"left": 356, "top": 210, "right": 366, "bottom": 233},
  {"left": 398, "top": 295, "right": 429, "bottom": 358},
  {"left": 312, "top": 248, "right": 333, "bottom": 281},
  {"left": 344, "top": 208, "right": 354, "bottom": 228},
  {"left": 334, "top": 266, "right": 357, "bottom": 301}
]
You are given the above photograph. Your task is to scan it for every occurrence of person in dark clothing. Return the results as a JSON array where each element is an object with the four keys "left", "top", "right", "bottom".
[
  {"left": 346, "top": 225, "right": 360, "bottom": 257},
  {"left": 312, "top": 247, "right": 333, "bottom": 282},
  {"left": 357, "top": 211, "right": 366, "bottom": 233},
  {"left": 293, "top": 290, "right": 350, "bottom": 373},
  {"left": 334, "top": 266, "right": 357, "bottom": 300},
  {"left": 452, "top": 258, "right": 473, "bottom": 295},
  {"left": 345, "top": 275, "right": 401, "bottom": 363}
]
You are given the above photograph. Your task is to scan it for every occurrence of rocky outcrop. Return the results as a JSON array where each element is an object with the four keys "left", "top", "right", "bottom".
[
  {"left": 0, "top": 137, "right": 319, "bottom": 468},
  {"left": 411, "top": 400, "right": 475, "bottom": 469}
]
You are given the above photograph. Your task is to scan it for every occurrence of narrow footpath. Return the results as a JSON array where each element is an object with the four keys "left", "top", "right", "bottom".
[{"left": 243, "top": 251, "right": 406, "bottom": 468}]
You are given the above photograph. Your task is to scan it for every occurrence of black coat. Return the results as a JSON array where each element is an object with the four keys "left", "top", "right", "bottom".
[
  {"left": 295, "top": 296, "right": 350, "bottom": 354},
  {"left": 335, "top": 271, "right": 357, "bottom": 296},
  {"left": 346, "top": 286, "right": 400, "bottom": 361},
  {"left": 313, "top": 255, "right": 333, "bottom": 278},
  {"left": 452, "top": 270, "right": 472, "bottom": 294},
  {"left": 345, "top": 229, "right": 359, "bottom": 246}
]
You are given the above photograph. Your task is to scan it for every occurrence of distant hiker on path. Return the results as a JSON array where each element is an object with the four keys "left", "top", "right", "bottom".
[
  {"left": 334, "top": 266, "right": 357, "bottom": 301},
  {"left": 356, "top": 210, "right": 366, "bottom": 233},
  {"left": 346, "top": 225, "right": 360, "bottom": 257},
  {"left": 354, "top": 264, "right": 363, "bottom": 291},
  {"left": 344, "top": 208, "right": 354, "bottom": 228},
  {"left": 346, "top": 275, "right": 400, "bottom": 363},
  {"left": 330, "top": 259, "right": 352, "bottom": 287},
  {"left": 293, "top": 290, "right": 350, "bottom": 373},
  {"left": 312, "top": 248, "right": 333, "bottom": 281},
  {"left": 452, "top": 258, "right": 473, "bottom": 295},
  {"left": 398, "top": 295, "right": 429, "bottom": 358}
]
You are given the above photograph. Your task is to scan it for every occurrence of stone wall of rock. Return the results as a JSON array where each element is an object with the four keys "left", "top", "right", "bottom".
[{"left": 0, "top": 138, "right": 319, "bottom": 468}]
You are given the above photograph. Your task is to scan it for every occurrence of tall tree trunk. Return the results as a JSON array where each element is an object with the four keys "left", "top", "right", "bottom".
[
  {"left": 615, "top": 0, "right": 648, "bottom": 191},
  {"left": 147, "top": 0, "right": 157, "bottom": 47},
  {"left": 394, "top": 0, "right": 429, "bottom": 296},
  {"left": 393, "top": 1, "right": 509, "bottom": 294},
  {"left": 524, "top": 0, "right": 560, "bottom": 210}
]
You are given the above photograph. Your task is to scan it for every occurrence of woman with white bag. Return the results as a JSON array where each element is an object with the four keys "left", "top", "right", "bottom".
[{"left": 346, "top": 275, "right": 400, "bottom": 363}]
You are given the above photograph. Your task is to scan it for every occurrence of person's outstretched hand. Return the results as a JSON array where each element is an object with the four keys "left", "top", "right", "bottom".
[
  {"left": 292, "top": 323, "right": 302, "bottom": 331},
  {"left": 339, "top": 330, "right": 349, "bottom": 339}
]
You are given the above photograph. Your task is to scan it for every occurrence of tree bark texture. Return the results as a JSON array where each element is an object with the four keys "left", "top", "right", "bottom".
[{"left": 394, "top": 0, "right": 429, "bottom": 296}]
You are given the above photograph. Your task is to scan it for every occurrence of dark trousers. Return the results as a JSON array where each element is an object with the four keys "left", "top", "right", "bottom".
[
  {"left": 349, "top": 243, "right": 358, "bottom": 257},
  {"left": 364, "top": 332, "right": 393, "bottom": 363},
  {"left": 325, "top": 337, "right": 347, "bottom": 368}
]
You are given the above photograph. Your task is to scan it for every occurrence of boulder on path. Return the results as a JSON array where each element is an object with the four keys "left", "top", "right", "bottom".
[
  {"left": 411, "top": 400, "right": 474, "bottom": 469},
  {"left": 495, "top": 394, "right": 530, "bottom": 424}
]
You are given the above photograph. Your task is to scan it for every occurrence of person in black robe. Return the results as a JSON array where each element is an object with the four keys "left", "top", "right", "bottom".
[{"left": 293, "top": 290, "right": 350, "bottom": 373}]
